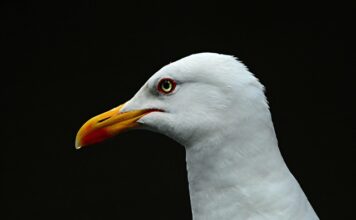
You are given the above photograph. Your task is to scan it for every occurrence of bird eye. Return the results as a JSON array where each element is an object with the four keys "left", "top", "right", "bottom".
[{"left": 157, "top": 78, "right": 176, "bottom": 94}]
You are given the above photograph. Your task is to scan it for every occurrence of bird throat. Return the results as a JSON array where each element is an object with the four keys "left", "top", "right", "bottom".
[{"left": 184, "top": 126, "right": 318, "bottom": 220}]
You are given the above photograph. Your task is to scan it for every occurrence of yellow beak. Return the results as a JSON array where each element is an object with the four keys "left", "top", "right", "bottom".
[{"left": 75, "top": 103, "right": 156, "bottom": 149}]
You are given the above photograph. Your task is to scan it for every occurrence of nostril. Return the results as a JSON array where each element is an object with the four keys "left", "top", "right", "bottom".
[{"left": 98, "top": 117, "right": 111, "bottom": 123}]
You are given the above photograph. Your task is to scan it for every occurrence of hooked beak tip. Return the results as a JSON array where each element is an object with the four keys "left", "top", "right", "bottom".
[{"left": 75, "top": 139, "right": 82, "bottom": 150}]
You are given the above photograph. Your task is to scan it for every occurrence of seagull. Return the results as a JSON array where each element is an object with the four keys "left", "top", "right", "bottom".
[{"left": 75, "top": 53, "right": 319, "bottom": 220}]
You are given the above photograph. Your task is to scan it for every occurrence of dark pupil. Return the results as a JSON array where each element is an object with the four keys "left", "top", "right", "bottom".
[{"left": 162, "top": 81, "right": 171, "bottom": 90}]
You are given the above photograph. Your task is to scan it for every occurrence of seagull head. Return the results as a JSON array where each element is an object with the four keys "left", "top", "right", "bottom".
[{"left": 75, "top": 53, "right": 266, "bottom": 149}]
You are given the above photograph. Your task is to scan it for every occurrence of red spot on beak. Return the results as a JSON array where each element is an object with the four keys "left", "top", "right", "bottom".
[{"left": 81, "top": 126, "right": 111, "bottom": 147}]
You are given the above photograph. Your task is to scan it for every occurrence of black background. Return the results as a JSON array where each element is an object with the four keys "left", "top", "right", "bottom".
[{"left": 1, "top": 1, "right": 355, "bottom": 219}]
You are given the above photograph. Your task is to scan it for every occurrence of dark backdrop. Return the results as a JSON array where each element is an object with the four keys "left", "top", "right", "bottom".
[{"left": 1, "top": 1, "right": 355, "bottom": 219}]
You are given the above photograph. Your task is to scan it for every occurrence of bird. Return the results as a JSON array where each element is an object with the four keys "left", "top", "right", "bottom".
[{"left": 75, "top": 53, "right": 319, "bottom": 220}]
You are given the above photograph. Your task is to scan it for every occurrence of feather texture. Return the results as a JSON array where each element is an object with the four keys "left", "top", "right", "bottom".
[{"left": 121, "top": 53, "right": 319, "bottom": 219}]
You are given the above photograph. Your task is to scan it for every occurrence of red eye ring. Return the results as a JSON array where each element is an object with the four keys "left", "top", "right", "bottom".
[{"left": 157, "top": 78, "right": 176, "bottom": 94}]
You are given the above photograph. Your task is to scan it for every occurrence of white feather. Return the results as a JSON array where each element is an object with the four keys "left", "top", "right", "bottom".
[{"left": 121, "top": 53, "right": 319, "bottom": 220}]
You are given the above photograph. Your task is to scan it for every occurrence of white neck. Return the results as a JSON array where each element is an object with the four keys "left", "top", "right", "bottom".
[{"left": 185, "top": 115, "right": 318, "bottom": 220}]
